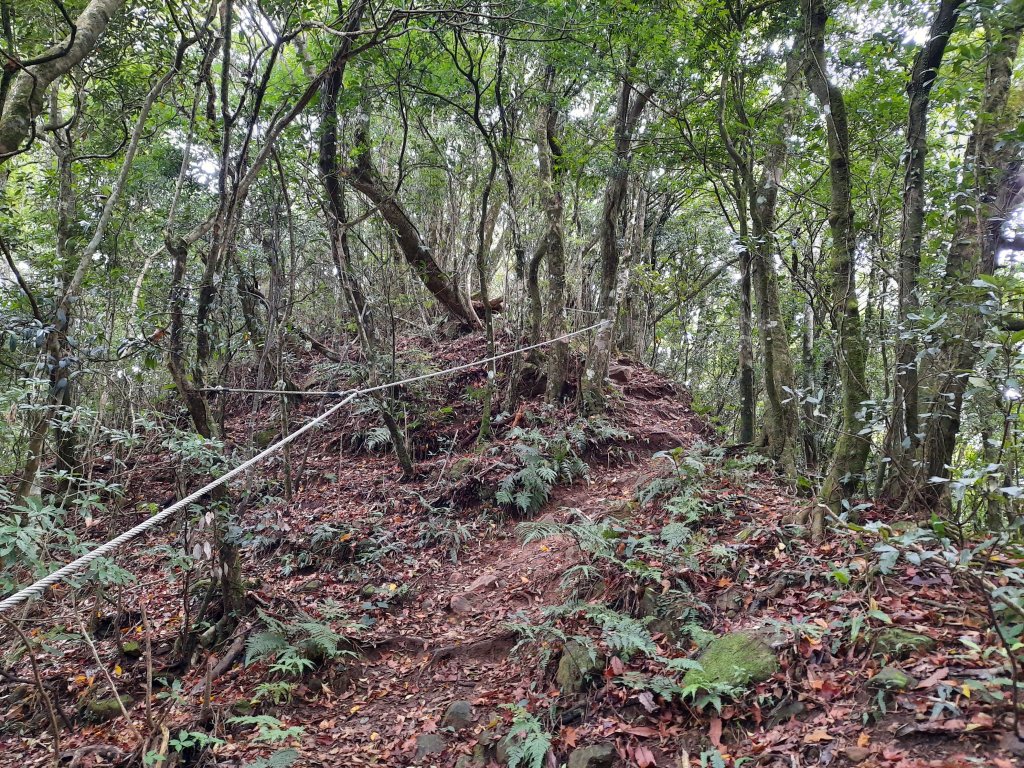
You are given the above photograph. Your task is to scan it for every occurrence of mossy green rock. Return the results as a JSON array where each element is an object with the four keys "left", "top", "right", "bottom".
[
  {"left": 122, "top": 640, "right": 142, "bottom": 658},
  {"left": 568, "top": 744, "right": 616, "bottom": 768},
  {"left": 873, "top": 628, "right": 935, "bottom": 659},
  {"left": 441, "top": 699, "right": 475, "bottom": 729},
  {"left": 868, "top": 666, "right": 915, "bottom": 691},
  {"left": 682, "top": 631, "right": 778, "bottom": 691},
  {"left": 556, "top": 640, "right": 605, "bottom": 694},
  {"left": 254, "top": 428, "right": 278, "bottom": 448},
  {"left": 83, "top": 695, "right": 133, "bottom": 722}
]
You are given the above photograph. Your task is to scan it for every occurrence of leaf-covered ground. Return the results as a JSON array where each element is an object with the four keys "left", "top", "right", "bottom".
[{"left": 2, "top": 332, "right": 1022, "bottom": 767}]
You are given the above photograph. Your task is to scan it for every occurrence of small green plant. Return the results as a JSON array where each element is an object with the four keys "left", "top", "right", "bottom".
[
  {"left": 500, "top": 705, "right": 553, "bottom": 768},
  {"left": 245, "top": 609, "right": 357, "bottom": 677},
  {"left": 227, "top": 715, "right": 304, "bottom": 743}
]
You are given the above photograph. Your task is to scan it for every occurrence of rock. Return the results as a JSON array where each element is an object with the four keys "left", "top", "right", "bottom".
[
  {"left": 682, "top": 631, "right": 778, "bottom": 692},
  {"left": 556, "top": 640, "right": 605, "bottom": 694},
  {"left": 872, "top": 628, "right": 935, "bottom": 659},
  {"left": 230, "top": 699, "right": 254, "bottom": 716},
  {"left": 468, "top": 572, "right": 499, "bottom": 591},
  {"left": 82, "top": 695, "right": 133, "bottom": 722},
  {"left": 254, "top": 428, "right": 278, "bottom": 448},
  {"left": 122, "top": 640, "right": 142, "bottom": 658},
  {"left": 568, "top": 743, "right": 616, "bottom": 768},
  {"left": 449, "top": 594, "right": 477, "bottom": 615},
  {"left": 639, "top": 587, "right": 698, "bottom": 644},
  {"left": 868, "top": 666, "right": 915, "bottom": 691},
  {"left": 442, "top": 700, "right": 475, "bottom": 730},
  {"left": 455, "top": 756, "right": 483, "bottom": 768},
  {"left": 300, "top": 579, "right": 323, "bottom": 593},
  {"left": 448, "top": 457, "right": 475, "bottom": 480},
  {"left": 608, "top": 365, "right": 634, "bottom": 384},
  {"left": 842, "top": 746, "right": 872, "bottom": 763},
  {"left": 414, "top": 733, "right": 446, "bottom": 761},
  {"left": 495, "top": 731, "right": 518, "bottom": 764}
]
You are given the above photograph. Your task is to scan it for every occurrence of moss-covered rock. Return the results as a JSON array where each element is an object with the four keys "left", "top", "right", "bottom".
[
  {"left": 868, "top": 666, "right": 915, "bottom": 691},
  {"left": 254, "top": 428, "right": 278, "bottom": 448},
  {"left": 122, "top": 640, "right": 142, "bottom": 658},
  {"left": 441, "top": 700, "right": 475, "bottom": 729},
  {"left": 556, "top": 640, "right": 605, "bottom": 694},
  {"left": 872, "top": 628, "right": 935, "bottom": 659},
  {"left": 567, "top": 744, "right": 616, "bottom": 768},
  {"left": 682, "top": 631, "right": 778, "bottom": 692},
  {"left": 82, "top": 695, "right": 133, "bottom": 722}
]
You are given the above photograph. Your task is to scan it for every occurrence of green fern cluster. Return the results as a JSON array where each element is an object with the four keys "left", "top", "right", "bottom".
[
  {"left": 245, "top": 608, "right": 356, "bottom": 677},
  {"left": 500, "top": 706, "right": 553, "bottom": 768}
]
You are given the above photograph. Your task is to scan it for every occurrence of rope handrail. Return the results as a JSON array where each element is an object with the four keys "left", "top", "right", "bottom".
[
  {"left": 197, "top": 321, "right": 605, "bottom": 397},
  {"left": 0, "top": 321, "right": 607, "bottom": 615}
]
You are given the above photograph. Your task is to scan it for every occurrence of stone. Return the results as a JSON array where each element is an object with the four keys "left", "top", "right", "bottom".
[
  {"left": 567, "top": 743, "right": 616, "bottom": 768},
  {"left": 122, "top": 640, "right": 142, "bottom": 658},
  {"left": 450, "top": 594, "right": 477, "bottom": 615},
  {"left": 442, "top": 700, "right": 475, "bottom": 730},
  {"left": 867, "top": 666, "right": 915, "bottom": 691},
  {"left": 254, "top": 428, "right": 278, "bottom": 448},
  {"left": 556, "top": 640, "right": 605, "bottom": 694},
  {"left": 682, "top": 631, "right": 778, "bottom": 692},
  {"left": 414, "top": 733, "right": 446, "bottom": 761},
  {"left": 468, "top": 572, "right": 499, "bottom": 591},
  {"left": 608, "top": 365, "right": 634, "bottom": 384},
  {"left": 82, "top": 695, "right": 133, "bottom": 722},
  {"left": 639, "top": 587, "right": 699, "bottom": 644},
  {"left": 872, "top": 628, "right": 935, "bottom": 659},
  {"left": 448, "top": 457, "right": 475, "bottom": 480}
]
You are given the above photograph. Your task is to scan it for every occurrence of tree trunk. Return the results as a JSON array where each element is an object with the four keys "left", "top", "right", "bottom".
[
  {"left": 803, "top": 0, "right": 871, "bottom": 535},
  {"left": 914, "top": 15, "right": 1024, "bottom": 511},
  {"left": 0, "top": 0, "right": 125, "bottom": 158},
  {"left": 537, "top": 65, "right": 569, "bottom": 403},
  {"left": 583, "top": 74, "right": 653, "bottom": 409},
  {"left": 882, "top": 0, "right": 966, "bottom": 500},
  {"left": 738, "top": 243, "right": 756, "bottom": 444},
  {"left": 346, "top": 122, "right": 480, "bottom": 330}
]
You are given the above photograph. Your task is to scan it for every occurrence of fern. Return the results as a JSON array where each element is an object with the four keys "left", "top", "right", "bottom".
[
  {"left": 246, "top": 631, "right": 288, "bottom": 666},
  {"left": 660, "top": 522, "right": 693, "bottom": 549},
  {"left": 501, "top": 706, "right": 552, "bottom": 768},
  {"left": 242, "top": 749, "right": 299, "bottom": 768}
]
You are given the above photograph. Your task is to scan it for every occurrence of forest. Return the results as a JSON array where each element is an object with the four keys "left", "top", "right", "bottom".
[{"left": 1, "top": 0, "right": 1024, "bottom": 766}]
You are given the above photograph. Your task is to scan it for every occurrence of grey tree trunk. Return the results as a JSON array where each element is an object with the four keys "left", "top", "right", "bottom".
[
  {"left": 803, "top": 0, "right": 872, "bottom": 536},
  {"left": 882, "top": 0, "right": 966, "bottom": 500}
]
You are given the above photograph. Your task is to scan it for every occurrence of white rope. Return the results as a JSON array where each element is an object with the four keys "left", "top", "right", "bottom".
[{"left": 0, "top": 321, "right": 607, "bottom": 615}]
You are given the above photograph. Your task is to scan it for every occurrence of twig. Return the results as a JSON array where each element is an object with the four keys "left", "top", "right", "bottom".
[
  {"left": 77, "top": 615, "right": 143, "bottom": 740},
  {"left": 0, "top": 614, "right": 61, "bottom": 767}
]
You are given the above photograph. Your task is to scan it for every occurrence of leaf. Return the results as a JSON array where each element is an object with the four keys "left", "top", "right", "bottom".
[
  {"left": 803, "top": 728, "right": 833, "bottom": 744},
  {"left": 709, "top": 717, "right": 722, "bottom": 748}
]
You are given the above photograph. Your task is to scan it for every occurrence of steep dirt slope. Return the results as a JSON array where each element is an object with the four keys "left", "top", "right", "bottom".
[{"left": 1, "top": 335, "right": 1021, "bottom": 768}]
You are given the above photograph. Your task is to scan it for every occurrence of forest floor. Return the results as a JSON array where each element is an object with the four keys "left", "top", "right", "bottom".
[{"left": 2, "top": 332, "right": 1023, "bottom": 768}]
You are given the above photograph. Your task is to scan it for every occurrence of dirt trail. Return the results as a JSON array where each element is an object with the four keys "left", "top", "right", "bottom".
[{"left": 289, "top": 373, "right": 701, "bottom": 766}]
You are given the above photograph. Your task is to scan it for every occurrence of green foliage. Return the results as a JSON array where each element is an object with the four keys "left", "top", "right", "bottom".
[
  {"left": 242, "top": 751, "right": 300, "bottom": 768},
  {"left": 227, "top": 715, "right": 304, "bottom": 743},
  {"left": 245, "top": 609, "right": 357, "bottom": 677},
  {"left": 500, "top": 706, "right": 553, "bottom": 768}
]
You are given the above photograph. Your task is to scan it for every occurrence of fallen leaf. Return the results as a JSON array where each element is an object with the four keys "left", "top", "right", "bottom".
[{"left": 803, "top": 728, "right": 832, "bottom": 744}]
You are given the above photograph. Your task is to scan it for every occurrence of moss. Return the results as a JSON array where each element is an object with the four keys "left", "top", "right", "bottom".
[
  {"left": 83, "top": 695, "right": 133, "bottom": 722},
  {"left": 682, "top": 631, "right": 778, "bottom": 691},
  {"left": 556, "top": 640, "right": 605, "bottom": 694},
  {"left": 873, "top": 628, "right": 935, "bottom": 659},
  {"left": 868, "top": 666, "right": 915, "bottom": 691}
]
